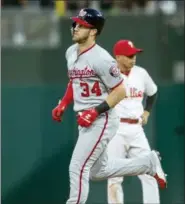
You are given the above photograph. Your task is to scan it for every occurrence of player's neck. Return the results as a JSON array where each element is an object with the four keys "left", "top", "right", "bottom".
[
  {"left": 78, "top": 40, "right": 96, "bottom": 55},
  {"left": 119, "top": 64, "right": 131, "bottom": 76}
]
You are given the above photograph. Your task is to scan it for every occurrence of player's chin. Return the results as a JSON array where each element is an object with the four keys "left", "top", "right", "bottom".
[
  {"left": 72, "top": 37, "right": 80, "bottom": 43},
  {"left": 73, "top": 38, "right": 84, "bottom": 44},
  {"left": 72, "top": 35, "right": 77, "bottom": 40},
  {"left": 131, "top": 62, "right": 136, "bottom": 67},
  {"left": 128, "top": 63, "right": 134, "bottom": 68}
]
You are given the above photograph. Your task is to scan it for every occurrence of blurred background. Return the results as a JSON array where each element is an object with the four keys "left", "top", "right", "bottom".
[{"left": 1, "top": 0, "right": 184, "bottom": 204}]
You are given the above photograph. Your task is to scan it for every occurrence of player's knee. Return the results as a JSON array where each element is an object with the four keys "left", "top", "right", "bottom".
[
  {"left": 69, "top": 160, "right": 91, "bottom": 177},
  {"left": 90, "top": 165, "right": 109, "bottom": 181},
  {"left": 90, "top": 172, "right": 102, "bottom": 181}
]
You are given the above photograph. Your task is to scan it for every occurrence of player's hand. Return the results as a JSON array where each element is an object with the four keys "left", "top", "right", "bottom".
[
  {"left": 141, "top": 110, "right": 150, "bottom": 125},
  {"left": 77, "top": 108, "right": 99, "bottom": 127},
  {"left": 52, "top": 100, "right": 67, "bottom": 122}
]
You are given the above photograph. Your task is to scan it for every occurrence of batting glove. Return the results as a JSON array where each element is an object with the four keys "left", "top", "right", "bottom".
[
  {"left": 52, "top": 80, "right": 73, "bottom": 122},
  {"left": 77, "top": 108, "right": 99, "bottom": 127},
  {"left": 52, "top": 100, "right": 67, "bottom": 122}
]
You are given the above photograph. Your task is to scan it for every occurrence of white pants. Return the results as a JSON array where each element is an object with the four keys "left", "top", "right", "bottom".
[{"left": 107, "top": 122, "right": 160, "bottom": 204}]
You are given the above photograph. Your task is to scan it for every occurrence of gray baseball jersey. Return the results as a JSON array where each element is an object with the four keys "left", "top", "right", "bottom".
[{"left": 65, "top": 43, "right": 123, "bottom": 112}]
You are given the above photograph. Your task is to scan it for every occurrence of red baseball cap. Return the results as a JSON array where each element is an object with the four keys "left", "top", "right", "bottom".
[{"left": 113, "top": 40, "right": 143, "bottom": 56}]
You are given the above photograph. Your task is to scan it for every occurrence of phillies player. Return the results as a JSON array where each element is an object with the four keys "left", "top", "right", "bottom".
[
  {"left": 52, "top": 9, "right": 167, "bottom": 204},
  {"left": 107, "top": 39, "right": 161, "bottom": 204}
]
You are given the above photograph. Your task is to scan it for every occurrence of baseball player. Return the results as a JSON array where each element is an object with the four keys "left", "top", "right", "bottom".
[
  {"left": 52, "top": 8, "right": 167, "bottom": 204},
  {"left": 107, "top": 39, "right": 161, "bottom": 204}
]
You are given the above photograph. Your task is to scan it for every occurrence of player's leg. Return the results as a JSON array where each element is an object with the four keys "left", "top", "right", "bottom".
[
  {"left": 128, "top": 127, "right": 160, "bottom": 204},
  {"left": 108, "top": 178, "right": 124, "bottom": 204},
  {"left": 90, "top": 122, "right": 158, "bottom": 181},
  {"left": 66, "top": 113, "right": 119, "bottom": 204},
  {"left": 90, "top": 122, "right": 166, "bottom": 188},
  {"left": 107, "top": 133, "right": 127, "bottom": 204}
]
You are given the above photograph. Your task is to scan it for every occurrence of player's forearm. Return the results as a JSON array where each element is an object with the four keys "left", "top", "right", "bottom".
[
  {"left": 60, "top": 80, "right": 73, "bottom": 106},
  {"left": 94, "top": 83, "right": 125, "bottom": 115},
  {"left": 144, "top": 92, "right": 157, "bottom": 113},
  {"left": 105, "top": 83, "right": 126, "bottom": 108}
]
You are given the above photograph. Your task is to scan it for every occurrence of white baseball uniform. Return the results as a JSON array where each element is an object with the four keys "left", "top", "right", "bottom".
[
  {"left": 107, "top": 65, "right": 160, "bottom": 204},
  {"left": 65, "top": 44, "right": 157, "bottom": 204}
]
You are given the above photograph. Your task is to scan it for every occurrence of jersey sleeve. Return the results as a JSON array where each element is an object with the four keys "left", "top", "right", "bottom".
[
  {"left": 94, "top": 58, "right": 123, "bottom": 89},
  {"left": 144, "top": 70, "right": 157, "bottom": 96}
]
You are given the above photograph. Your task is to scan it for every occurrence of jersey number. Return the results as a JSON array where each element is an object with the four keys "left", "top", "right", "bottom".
[{"left": 80, "top": 81, "right": 102, "bottom": 97}]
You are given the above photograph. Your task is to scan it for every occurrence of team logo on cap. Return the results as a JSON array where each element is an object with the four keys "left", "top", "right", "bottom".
[
  {"left": 79, "top": 9, "right": 87, "bottom": 17},
  {"left": 109, "top": 65, "right": 120, "bottom": 77},
  {"left": 128, "top": 41, "right": 134, "bottom": 47}
]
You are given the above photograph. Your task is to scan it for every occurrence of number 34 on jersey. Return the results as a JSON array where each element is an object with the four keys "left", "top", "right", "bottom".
[{"left": 80, "top": 81, "right": 102, "bottom": 97}]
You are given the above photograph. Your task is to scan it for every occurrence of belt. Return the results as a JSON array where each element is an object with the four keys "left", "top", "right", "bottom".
[{"left": 120, "top": 118, "right": 139, "bottom": 124}]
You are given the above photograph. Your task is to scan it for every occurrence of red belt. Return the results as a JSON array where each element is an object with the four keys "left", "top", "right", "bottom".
[{"left": 120, "top": 118, "right": 139, "bottom": 124}]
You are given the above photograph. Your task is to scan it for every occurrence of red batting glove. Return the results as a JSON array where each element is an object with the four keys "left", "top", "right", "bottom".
[
  {"left": 77, "top": 108, "right": 99, "bottom": 127},
  {"left": 52, "top": 80, "right": 73, "bottom": 122},
  {"left": 52, "top": 100, "right": 67, "bottom": 122}
]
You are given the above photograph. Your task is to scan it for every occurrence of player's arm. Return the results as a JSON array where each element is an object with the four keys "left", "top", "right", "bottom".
[
  {"left": 141, "top": 92, "right": 157, "bottom": 125},
  {"left": 59, "top": 79, "right": 73, "bottom": 105},
  {"left": 95, "top": 59, "right": 125, "bottom": 113},
  {"left": 106, "top": 82, "right": 126, "bottom": 107},
  {"left": 144, "top": 92, "right": 157, "bottom": 113},
  {"left": 95, "top": 82, "right": 125, "bottom": 114},
  {"left": 52, "top": 80, "right": 73, "bottom": 122},
  {"left": 77, "top": 58, "right": 125, "bottom": 127},
  {"left": 142, "top": 70, "right": 158, "bottom": 124},
  {"left": 52, "top": 47, "right": 74, "bottom": 122},
  {"left": 77, "top": 81, "right": 125, "bottom": 127},
  {"left": 144, "top": 70, "right": 158, "bottom": 113}
]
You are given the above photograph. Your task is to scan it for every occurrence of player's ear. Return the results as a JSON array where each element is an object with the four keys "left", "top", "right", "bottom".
[{"left": 90, "top": 28, "right": 98, "bottom": 37}]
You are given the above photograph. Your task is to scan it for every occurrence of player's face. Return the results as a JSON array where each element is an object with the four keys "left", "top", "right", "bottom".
[
  {"left": 118, "top": 55, "right": 136, "bottom": 70},
  {"left": 72, "top": 23, "right": 92, "bottom": 43}
]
